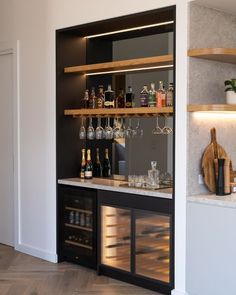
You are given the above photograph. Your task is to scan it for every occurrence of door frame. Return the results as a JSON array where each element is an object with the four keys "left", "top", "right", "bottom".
[{"left": 0, "top": 41, "right": 20, "bottom": 249}]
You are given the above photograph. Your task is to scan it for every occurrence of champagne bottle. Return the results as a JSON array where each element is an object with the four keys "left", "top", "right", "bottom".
[
  {"left": 89, "top": 87, "right": 96, "bottom": 109},
  {"left": 80, "top": 149, "right": 86, "bottom": 179},
  {"left": 93, "top": 148, "right": 102, "bottom": 177},
  {"left": 125, "top": 86, "right": 134, "bottom": 108},
  {"left": 104, "top": 84, "right": 115, "bottom": 108},
  {"left": 96, "top": 85, "right": 104, "bottom": 108},
  {"left": 102, "top": 148, "right": 111, "bottom": 177},
  {"left": 85, "top": 149, "right": 93, "bottom": 179}
]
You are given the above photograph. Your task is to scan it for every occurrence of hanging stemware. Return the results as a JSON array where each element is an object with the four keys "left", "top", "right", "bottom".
[
  {"left": 79, "top": 117, "right": 86, "bottom": 139},
  {"left": 95, "top": 117, "right": 103, "bottom": 140},
  {"left": 87, "top": 117, "right": 95, "bottom": 140},
  {"left": 152, "top": 115, "right": 163, "bottom": 135}
]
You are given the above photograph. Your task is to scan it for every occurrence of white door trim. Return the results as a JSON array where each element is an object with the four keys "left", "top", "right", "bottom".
[{"left": 0, "top": 41, "right": 20, "bottom": 249}]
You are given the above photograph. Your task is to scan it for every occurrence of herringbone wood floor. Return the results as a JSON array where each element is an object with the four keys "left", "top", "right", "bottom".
[{"left": 0, "top": 244, "right": 161, "bottom": 295}]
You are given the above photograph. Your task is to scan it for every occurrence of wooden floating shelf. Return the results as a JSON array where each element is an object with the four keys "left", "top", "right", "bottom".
[
  {"left": 64, "top": 107, "right": 173, "bottom": 118},
  {"left": 188, "top": 48, "right": 236, "bottom": 64},
  {"left": 187, "top": 104, "right": 236, "bottom": 112},
  {"left": 64, "top": 55, "right": 173, "bottom": 74}
]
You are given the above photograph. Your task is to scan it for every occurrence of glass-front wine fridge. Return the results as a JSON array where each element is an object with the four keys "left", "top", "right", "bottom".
[
  {"left": 98, "top": 190, "right": 173, "bottom": 294},
  {"left": 58, "top": 185, "right": 97, "bottom": 269}
]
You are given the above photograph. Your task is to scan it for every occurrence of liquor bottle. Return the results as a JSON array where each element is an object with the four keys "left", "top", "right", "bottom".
[
  {"left": 166, "top": 83, "right": 174, "bottom": 106},
  {"left": 81, "top": 89, "right": 89, "bottom": 109},
  {"left": 93, "top": 148, "right": 102, "bottom": 177},
  {"left": 125, "top": 86, "right": 134, "bottom": 108},
  {"left": 88, "top": 87, "right": 96, "bottom": 109},
  {"left": 102, "top": 148, "right": 111, "bottom": 177},
  {"left": 104, "top": 84, "right": 115, "bottom": 108},
  {"left": 96, "top": 85, "right": 104, "bottom": 108},
  {"left": 156, "top": 81, "right": 166, "bottom": 108},
  {"left": 116, "top": 88, "right": 125, "bottom": 108},
  {"left": 85, "top": 149, "right": 93, "bottom": 179},
  {"left": 80, "top": 149, "right": 86, "bottom": 179},
  {"left": 140, "top": 85, "right": 148, "bottom": 107},
  {"left": 148, "top": 83, "right": 156, "bottom": 107}
]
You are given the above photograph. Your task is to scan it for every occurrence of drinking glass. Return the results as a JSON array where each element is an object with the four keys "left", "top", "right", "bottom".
[
  {"left": 133, "top": 119, "right": 143, "bottom": 138},
  {"left": 152, "top": 116, "right": 162, "bottom": 135},
  {"left": 119, "top": 118, "right": 126, "bottom": 138},
  {"left": 125, "top": 118, "right": 134, "bottom": 139},
  {"left": 95, "top": 117, "right": 103, "bottom": 140},
  {"left": 87, "top": 117, "right": 95, "bottom": 140},
  {"left": 79, "top": 117, "right": 86, "bottom": 140},
  {"left": 162, "top": 115, "right": 173, "bottom": 135},
  {"left": 104, "top": 117, "right": 113, "bottom": 140},
  {"left": 113, "top": 117, "right": 120, "bottom": 139}
]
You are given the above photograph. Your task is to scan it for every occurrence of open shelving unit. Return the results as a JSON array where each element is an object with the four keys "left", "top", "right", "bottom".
[
  {"left": 64, "top": 107, "right": 173, "bottom": 118},
  {"left": 64, "top": 55, "right": 173, "bottom": 75},
  {"left": 188, "top": 48, "right": 236, "bottom": 64}
]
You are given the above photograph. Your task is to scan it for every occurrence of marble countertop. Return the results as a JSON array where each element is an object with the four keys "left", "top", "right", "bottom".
[
  {"left": 58, "top": 178, "right": 173, "bottom": 199},
  {"left": 187, "top": 193, "right": 236, "bottom": 209}
]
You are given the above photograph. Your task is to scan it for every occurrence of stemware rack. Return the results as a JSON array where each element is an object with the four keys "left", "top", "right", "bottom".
[{"left": 64, "top": 107, "right": 173, "bottom": 118}]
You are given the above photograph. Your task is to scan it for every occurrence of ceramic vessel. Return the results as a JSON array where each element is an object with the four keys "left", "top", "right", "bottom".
[{"left": 226, "top": 90, "right": 236, "bottom": 104}]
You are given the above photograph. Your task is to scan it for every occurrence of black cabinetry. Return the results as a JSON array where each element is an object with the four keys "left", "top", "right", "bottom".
[{"left": 58, "top": 185, "right": 97, "bottom": 269}]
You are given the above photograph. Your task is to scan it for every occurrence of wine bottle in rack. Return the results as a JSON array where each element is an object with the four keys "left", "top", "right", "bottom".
[
  {"left": 80, "top": 149, "right": 86, "bottom": 179},
  {"left": 104, "top": 85, "right": 115, "bottom": 108},
  {"left": 85, "top": 149, "right": 93, "bottom": 179},
  {"left": 103, "top": 148, "right": 111, "bottom": 177},
  {"left": 96, "top": 85, "right": 105, "bottom": 108},
  {"left": 125, "top": 86, "right": 134, "bottom": 108}
]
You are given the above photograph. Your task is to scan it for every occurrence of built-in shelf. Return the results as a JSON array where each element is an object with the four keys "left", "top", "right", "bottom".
[
  {"left": 64, "top": 107, "right": 173, "bottom": 118},
  {"left": 64, "top": 223, "right": 93, "bottom": 232},
  {"left": 65, "top": 240, "right": 92, "bottom": 250},
  {"left": 188, "top": 48, "right": 236, "bottom": 64},
  {"left": 187, "top": 104, "right": 236, "bottom": 112},
  {"left": 65, "top": 206, "right": 93, "bottom": 214},
  {"left": 64, "top": 55, "right": 173, "bottom": 75}
]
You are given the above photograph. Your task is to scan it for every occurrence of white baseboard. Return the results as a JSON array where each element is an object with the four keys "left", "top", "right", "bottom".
[
  {"left": 15, "top": 243, "right": 58, "bottom": 263},
  {"left": 171, "top": 289, "right": 190, "bottom": 295}
]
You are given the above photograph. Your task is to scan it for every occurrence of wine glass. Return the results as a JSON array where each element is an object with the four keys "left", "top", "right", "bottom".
[
  {"left": 104, "top": 117, "right": 113, "bottom": 140},
  {"left": 162, "top": 115, "right": 173, "bottom": 135},
  {"left": 113, "top": 117, "right": 120, "bottom": 139},
  {"left": 87, "top": 117, "right": 95, "bottom": 140},
  {"left": 119, "top": 118, "right": 126, "bottom": 138},
  {"left": 152, "top": 116, "right": 162, "bottom": 135},
  {"left": 79, "top": 117, "right": 86, "bottom": 139},
  {"left": 125, "top": 118, "right": 134, "bottom": 139},
  {"left": 133, "top": 119, "right": 143, "bottom": 138},
  {"left": 95, "top": 117, "right": 103, "bottom": 140}
]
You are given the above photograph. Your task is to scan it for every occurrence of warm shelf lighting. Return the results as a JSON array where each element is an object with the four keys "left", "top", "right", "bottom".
[
  {"left": 85, "top": 21, "right": 174, "bottom": 39},
  {"left": 192, "top": 112, "right": 236, "bottom": 120},
  {"left": 86, "top": 64, "right": 173, "bottom": 76}
]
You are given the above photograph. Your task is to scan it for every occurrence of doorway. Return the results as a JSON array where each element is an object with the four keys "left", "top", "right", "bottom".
[{"left": 0, "top": 47, "right": 15, "bottom": 246}]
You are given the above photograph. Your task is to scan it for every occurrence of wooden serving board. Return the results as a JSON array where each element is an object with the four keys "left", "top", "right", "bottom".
[{"left": 202, "top": 128, "right": 228, "bottom": 192}]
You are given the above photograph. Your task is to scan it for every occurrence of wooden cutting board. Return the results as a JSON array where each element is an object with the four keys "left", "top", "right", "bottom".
[{"left": 202, "top": 128, "right": 228, "bottom": 192}]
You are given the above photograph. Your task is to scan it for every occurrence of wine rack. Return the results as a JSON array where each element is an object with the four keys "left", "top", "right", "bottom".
[{"left": 58, "top": 185, "right": 97, "bottom": 269}]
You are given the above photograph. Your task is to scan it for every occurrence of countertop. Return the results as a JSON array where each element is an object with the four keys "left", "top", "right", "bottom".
[
  {"left": 58, "top": 177, "right": 173, "bottom": 199},
  {"left": 187, "top": 193, "right": 236, "bottom": 209}
]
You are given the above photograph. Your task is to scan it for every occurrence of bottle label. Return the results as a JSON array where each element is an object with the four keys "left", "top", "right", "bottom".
[
  {"left": 125, "top": 102, "right": 132, "bottom": 108},
  {"left": 85, "top": 171, "right": 92, "bottom": 178},
  {"left": 104, "top": 101, "right": 110, "bottom": 107},
  {"left": 80, "top": 172, "right": 85, "bottom": 178}
]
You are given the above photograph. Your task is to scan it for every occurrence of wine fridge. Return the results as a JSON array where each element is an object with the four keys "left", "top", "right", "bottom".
[
  {"left": 58, "top": 185, "right": 97, "bottom": 269},
  {"left": 98, "top": 190, "right": 173, "bottom": 294}
]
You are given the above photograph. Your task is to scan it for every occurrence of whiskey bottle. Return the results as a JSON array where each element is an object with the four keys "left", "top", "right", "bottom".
[
  {"left": 116, "top": 88, "right": 125, "bottom": 108},
  {"left": 93, "top": 148, "right": 102, "bottom": 177},
  {"left": 81, "top": 89, "right": 89, "bottom": 109},
  {"left": 148, "top": 83, "right": 156, "bottom": 107},
  {"left": 125, "top": 86, "right": 134, "bottom": 108},
  {"left": 80, "top": 149, "right": 86, "bottom": 179},
  {"left": 166, "top": 83, "right": 174, "bottom": 106},
  {"left": 85, "top": 149, "right": 93, "bottom": 179},
  {"left": 104, "top": 84, "right": 115, "bottom": 108},
  {"left": 156, "top": 81, "right": 166, "bottom": 108},
  {"left": 140, "top": 85, "right": 148, "bottom": 107},
  {"left": 102, "top": 148, "right": 111, "bottom": 177},
  {"left": 96, "top": 85, "right": 104, "bottom": 108},
  {"left": 88, "top": 87, "right": 96, "bottom": 109}
]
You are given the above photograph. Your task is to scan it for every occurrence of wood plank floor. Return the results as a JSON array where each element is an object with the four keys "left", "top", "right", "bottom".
[{"left": 0, "top": 244, "right": 161, "bottom": 295}]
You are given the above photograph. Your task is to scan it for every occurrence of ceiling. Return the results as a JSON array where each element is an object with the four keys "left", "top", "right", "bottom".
[{"left": 192, "top": 0, "right": 236, "bottom": 16}]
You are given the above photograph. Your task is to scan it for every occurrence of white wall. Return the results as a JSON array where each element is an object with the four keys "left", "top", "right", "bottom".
[{"left": 0, "top": 0, "right": 189, "bottom": 293}]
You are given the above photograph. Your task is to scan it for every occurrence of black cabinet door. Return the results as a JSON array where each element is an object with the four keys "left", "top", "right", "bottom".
[{"left": 57, "top": 185, "right": 97, "bottom": 269}]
